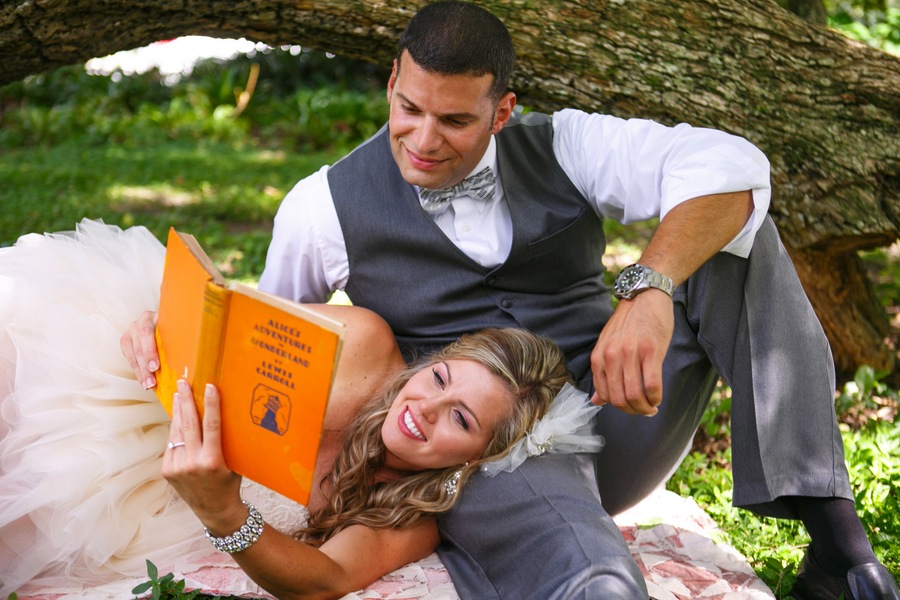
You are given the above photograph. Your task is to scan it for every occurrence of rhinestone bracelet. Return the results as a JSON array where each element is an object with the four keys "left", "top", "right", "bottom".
[{"left": 205, "top": 500, "right": 265, "bottom": 554}]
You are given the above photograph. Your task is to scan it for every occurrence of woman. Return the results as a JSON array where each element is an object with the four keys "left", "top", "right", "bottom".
[
  {"left": 164, "top": 325, "right": 578, "bottom": 599},
  {"left": 0, "top": 220, "right": 601, "bottom": 598}
]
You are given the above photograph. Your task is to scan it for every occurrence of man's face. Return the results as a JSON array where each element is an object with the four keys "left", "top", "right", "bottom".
[{"left": 387, "top": 51, "right": 516, "bottom": 190}]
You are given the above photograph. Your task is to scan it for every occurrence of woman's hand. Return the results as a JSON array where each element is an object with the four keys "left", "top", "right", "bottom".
[
  {"left": 120, "top": 310, "right": 161, "bottom": 390},
  {"left": 163, "top": 382, "right": 439, "bottom": 600},
  {"left": 162, "top": 380, "right": 246, "bottom": 534}
]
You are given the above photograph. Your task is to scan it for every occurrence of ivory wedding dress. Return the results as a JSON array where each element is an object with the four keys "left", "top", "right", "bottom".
[{"left": 0, "top": 220, "right": 308, "bottom": 598}]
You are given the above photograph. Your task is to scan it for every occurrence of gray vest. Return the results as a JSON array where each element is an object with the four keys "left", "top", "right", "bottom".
[{"left": 328, "top": 112, "right": 611, "bottom": 383}]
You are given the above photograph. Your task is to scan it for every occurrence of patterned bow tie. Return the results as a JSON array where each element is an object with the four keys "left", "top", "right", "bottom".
[{"left": 419, "top": 166, "right": 496, "bottom": 215}]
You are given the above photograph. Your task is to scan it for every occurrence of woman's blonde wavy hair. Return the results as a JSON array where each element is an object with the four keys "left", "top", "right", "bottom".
[{"left": 298, "top": 327, "right": 572, "bottom": 544}]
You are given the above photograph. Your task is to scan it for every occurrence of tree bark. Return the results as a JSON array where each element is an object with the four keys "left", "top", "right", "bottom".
[
  {"left": 789, "top": 246, "right": 893, "bottom": 376},
  {"left": 782, "top": 0, "right": 829, "bottom": 25},
  {"left": 2, "top": 0, "right": 898, "bottom": 378}
]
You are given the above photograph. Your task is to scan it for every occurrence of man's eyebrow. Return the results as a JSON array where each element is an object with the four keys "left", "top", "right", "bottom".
[
  {"left": 444, "top": 362, "right": 483, "bottom": 429},
  {"left": 395, "top": 92, "right": 479, "bottom": 121}
]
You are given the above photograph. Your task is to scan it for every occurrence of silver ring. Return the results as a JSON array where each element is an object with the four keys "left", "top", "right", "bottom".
[{"left": 167, "top": 441, "right": 186, "bottom": 449}]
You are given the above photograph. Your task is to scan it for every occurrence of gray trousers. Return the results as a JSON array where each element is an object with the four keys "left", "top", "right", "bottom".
[{"left": 437, "top": 217, "right": 853, "bottom": 598}]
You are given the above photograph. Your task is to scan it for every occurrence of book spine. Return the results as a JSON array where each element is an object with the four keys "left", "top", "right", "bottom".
[
  {"left": 191, "top": 281, "right": 231, "bottom": 415},
  {"left": 154, "top": 328, "right": 177, "bottom": 416}
]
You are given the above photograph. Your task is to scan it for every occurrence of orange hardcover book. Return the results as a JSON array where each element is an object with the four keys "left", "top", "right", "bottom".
[{"left": 154, "top": 228, "right": 345, "bottom": 505}]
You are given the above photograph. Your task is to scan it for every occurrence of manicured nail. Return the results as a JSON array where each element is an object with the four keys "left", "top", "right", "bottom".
[
  {"left": 205, "top": 383, "right": 215, "bottom": 397},
  {"left": 177, "top": 379, "right": 190, "bottom": 393},
  {"left": 143, "top": 376, "right": 156, "bottom": 390},
  {"left": 148, "top": 360, "right": 159, "bottom": 372}
]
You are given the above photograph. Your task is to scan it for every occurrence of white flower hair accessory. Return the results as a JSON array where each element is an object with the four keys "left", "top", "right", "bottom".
[{"left": 481, "top": 383, "right": 604, "bottom": 476}]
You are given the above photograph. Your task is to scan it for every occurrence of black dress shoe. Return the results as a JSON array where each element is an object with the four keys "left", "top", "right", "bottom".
[{"left": 792, "top": 546, "right": 900, "bottom": 600}]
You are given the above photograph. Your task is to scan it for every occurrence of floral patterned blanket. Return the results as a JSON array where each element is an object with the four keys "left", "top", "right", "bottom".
[{"left": 16, "top": 489, "right": 774, "bottom": 600}]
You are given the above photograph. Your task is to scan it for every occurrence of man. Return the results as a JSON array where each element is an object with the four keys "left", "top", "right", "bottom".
[{"left": 124, "top": 2, "right": 899, "bottom": 598}]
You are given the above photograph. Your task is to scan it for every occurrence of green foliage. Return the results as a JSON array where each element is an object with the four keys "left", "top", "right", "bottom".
[
  {"left": 0, "top": 46, "right": 385, "bottom": 280},
  {"left": 0, "top": 66, "right": 244, "bottom": 148},
  {"left": 778, "top": 0, "right": 900, "bottom": 53},
  {"left": 252, "top": 86, "right": 387, "bottom": 152},
  {"left": 861, "top": 243, "right": 900, "bottom": 310},
  {"left": 699, "top": 381, "right": 732, "bottom": 438},
  {"left": 0, "top": 46, "right": 388, "bottom": 152},
  {"left": 825, "top": 0, "right": 892, "bottom": 16},
  {"left": 669, "top": 374, "right": 900, "bottom": 597},
  {"left": 0, "top": 140, "right": 334, "bottom": 280},
  {"left": 835, "top": 364, "right": 899, "bottom": 416},
  {"left": 827, "top": 1, "right": 900, "bottom": 53},
  {"left": 843, "top": 420, "right": 900, "bottom": 566},
  {"left": 131, "top": 560, "right": 200, "bottom": 600}
]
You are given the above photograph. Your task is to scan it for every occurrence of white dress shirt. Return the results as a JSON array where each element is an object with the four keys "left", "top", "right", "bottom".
[{"left": 259, "top": 109, "right": 771, "bottom": 303}]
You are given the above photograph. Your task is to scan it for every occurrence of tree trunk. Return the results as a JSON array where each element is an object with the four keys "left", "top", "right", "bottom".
[
  {"left": 768, "top": 0, "right": 899, "bottom": 374},
  {"left": 782, "top": 0, "right": 829, "bottom": 25},
  {"left": 1, "top": 0, "right": 898, "bottom": 378},
  {"left": 788, "top": 246, "right": 892, "bottom": 376}
]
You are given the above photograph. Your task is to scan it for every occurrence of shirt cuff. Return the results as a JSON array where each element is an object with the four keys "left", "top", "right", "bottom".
[
  {"left": 660, "top": 141, "right": 771, "bottom": 258},
  {"left": 720, "top": 186, "right": 771, "bottom": 258}
]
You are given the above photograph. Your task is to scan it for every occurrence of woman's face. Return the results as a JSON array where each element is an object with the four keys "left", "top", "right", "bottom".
[{"left": 381, "top": 359, "right": 512, "bottom": 471}]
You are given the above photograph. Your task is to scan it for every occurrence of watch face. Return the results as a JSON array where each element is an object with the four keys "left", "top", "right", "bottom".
[{"left": 615, "top": 265, "right": 645, "bottom": 295}]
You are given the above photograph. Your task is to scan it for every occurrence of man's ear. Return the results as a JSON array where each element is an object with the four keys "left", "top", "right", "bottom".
[
  {"left": 491, "top": 91, "right": 517, "bottom": 134},
  {"left": 387, "top": 59, "right": 399, "bottom": 102}
]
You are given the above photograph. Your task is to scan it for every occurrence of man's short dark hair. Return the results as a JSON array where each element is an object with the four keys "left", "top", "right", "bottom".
[{"left": 397, "top": 1, "right": 515, "bottom": 99}]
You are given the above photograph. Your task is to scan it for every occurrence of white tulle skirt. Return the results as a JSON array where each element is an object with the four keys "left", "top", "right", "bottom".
[{"left": 0, "top": 220, "right": 307, "bottom": 597}]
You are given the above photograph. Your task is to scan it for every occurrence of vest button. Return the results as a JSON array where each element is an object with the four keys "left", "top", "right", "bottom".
[
  {"left": 501, "top": 299, "right": 512, "bottom": 309},
  {"left": 486, "top": 276, "right": 497, "bottom": 286}
]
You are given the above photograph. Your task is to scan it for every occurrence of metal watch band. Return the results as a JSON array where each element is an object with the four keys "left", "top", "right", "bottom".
[{"left": 643, "top": 267, "right": 675, "bottom": 297}]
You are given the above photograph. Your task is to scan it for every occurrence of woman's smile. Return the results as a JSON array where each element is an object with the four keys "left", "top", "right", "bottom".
[{"left": 401, "top": 407, "right": 427, "bottom": 441}]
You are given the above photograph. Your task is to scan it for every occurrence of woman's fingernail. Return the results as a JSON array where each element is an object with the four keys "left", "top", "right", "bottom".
[
  {"left": 148, "top": 360, "right": 159, "bottom": 372},
  {"left": 205, "top": 383, "right": 215, "bottom": 397},
  {"left": 177, "top": 379, "right": 190, "bottom": 393},
  {"left": 143, "top": 376, "right": 156, "bottom": 390}
]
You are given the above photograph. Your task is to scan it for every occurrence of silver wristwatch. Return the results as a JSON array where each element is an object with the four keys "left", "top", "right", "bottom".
[{"left": 613, "top": 264, "right": 675, "bottom": 300}]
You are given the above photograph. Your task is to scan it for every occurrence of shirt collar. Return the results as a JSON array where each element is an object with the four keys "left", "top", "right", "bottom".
[{"left": 470, "top": 136, "right": 497, "bottom": 180}]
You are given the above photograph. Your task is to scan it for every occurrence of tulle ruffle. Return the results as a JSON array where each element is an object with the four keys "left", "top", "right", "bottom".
[
  {"left": 0, "top": 220, "right": 308, "bottom": 597},
  {"left": 480, "top": 383, "right": 604, "bottom": 476}
]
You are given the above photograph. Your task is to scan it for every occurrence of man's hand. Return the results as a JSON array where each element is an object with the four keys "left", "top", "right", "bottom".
[
  {"left": 120, "top": 310, "right": 160, "bottom": 390},
  {"left": 590, "top": 190, "right": 754, "bottom": 415},
  {"left": 590, "top": 290, "right": 674, "bottom": 415}
]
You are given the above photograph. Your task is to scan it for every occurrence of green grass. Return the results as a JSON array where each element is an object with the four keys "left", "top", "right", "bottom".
[
  {"left": 2, "top": 47, "right": 899, "bottom": 600},
  {"left": 666, "top": 377, "right": 900, "bottom": 597},
  {"left": 0, "top": 140, "right": 332, "bottom": 281},
  {"left": 0, "top": 43, "right": 389, "bottom": 282}
]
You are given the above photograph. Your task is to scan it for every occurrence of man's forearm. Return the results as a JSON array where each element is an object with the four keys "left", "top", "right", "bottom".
[{"left": 636, "top": 190, "right": 754, "bottom": 285}]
